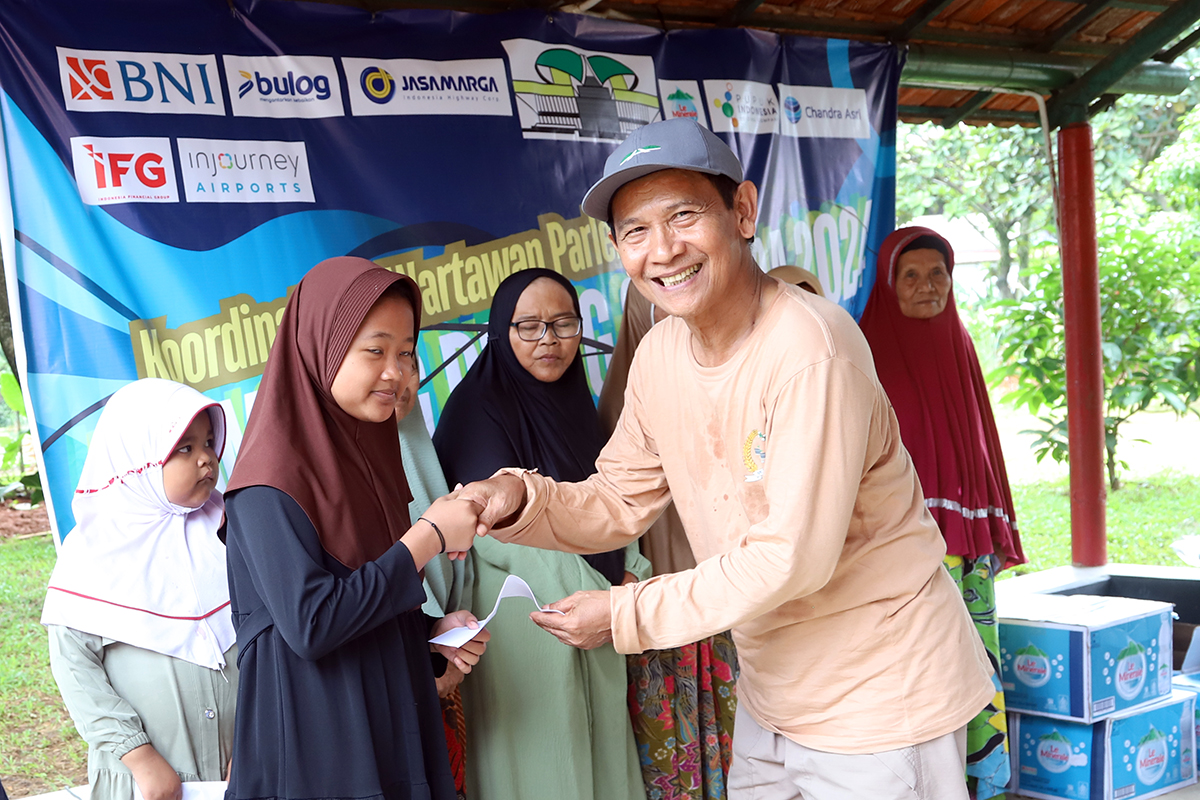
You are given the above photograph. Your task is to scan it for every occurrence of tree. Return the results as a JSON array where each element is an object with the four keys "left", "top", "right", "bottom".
[{"left": 990, "top": 215, "right": 1200, "bottom": 490}]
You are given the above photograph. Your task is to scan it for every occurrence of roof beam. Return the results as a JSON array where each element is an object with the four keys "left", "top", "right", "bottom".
[
  {"left": 938, "top": 90, "right": 994, "bottom": 127},
  {"left": 1048, "top": 0, "right": 1200, "bottom": 127},
  {"left": 1036, "top": 0, "right": 1112, "bottom": 53},
  {"left": 891, "top": 0, "right": 959, "bottom": 41},
  {"left": 722, "top": 0, "right": 766, "bottom": 27},
  {"left": 1157, "top": 24, "right": 1200, "bottom": 63},
  {"left": 898, "top": 104, "right": 1040, "bottom": 124}
]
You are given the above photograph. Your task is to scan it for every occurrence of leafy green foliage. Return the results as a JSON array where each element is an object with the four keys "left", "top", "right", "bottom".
[{"left": 991, "top": 216, "right": 1200, "bottom": 489}]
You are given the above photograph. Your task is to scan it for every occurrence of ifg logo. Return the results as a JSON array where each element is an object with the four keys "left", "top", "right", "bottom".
[{"left": 70, "top": 136, "right": 178, "bottom": 205}]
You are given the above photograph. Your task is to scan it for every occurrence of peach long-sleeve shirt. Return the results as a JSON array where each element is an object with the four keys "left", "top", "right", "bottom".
[{"left": 496, "top": 284, "right": 994, "bottom": 753}]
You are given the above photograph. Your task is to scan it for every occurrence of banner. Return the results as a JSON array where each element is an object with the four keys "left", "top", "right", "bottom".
[{"left": 0, "top": 2, "right": 900, "bottom": 536}]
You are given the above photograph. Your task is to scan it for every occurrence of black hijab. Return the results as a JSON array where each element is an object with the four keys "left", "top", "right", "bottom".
[{"left": 433, "top": 268, "right": 624, "bottom": 585}]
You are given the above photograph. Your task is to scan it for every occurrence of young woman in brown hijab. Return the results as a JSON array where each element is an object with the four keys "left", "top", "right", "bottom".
[{"left": 223, "top": 257, "right": 488, "bottom": 800}]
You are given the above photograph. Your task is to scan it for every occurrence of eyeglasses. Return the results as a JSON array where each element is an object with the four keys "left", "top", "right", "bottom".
[{"left": 510, "top": 316, "right": 583, "bottom": 341}]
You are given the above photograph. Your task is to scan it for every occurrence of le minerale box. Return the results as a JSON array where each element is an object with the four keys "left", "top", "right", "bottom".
[
  {"left": 999, "top": 594, "right": 1174, "bottom": 723},
  {"left": 1009, "top": 690, "right": 1197, "bottom": 800}
]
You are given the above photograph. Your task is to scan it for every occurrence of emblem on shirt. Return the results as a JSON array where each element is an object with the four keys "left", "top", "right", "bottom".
[{"left": 742, "top": 429, "right": 766, "bottom": 482}]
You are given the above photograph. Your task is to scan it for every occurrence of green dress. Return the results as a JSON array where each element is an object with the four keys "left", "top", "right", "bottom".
[{"left": 463, "top": 536, "right": 650, "bottom": 800}]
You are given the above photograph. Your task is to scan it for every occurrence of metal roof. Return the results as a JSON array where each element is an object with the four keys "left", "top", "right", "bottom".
[{"left": 343, "top": 0, "right": 1200, "bottom": 126}]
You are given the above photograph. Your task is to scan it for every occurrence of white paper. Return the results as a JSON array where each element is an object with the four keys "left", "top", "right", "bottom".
[
  {"left": 135, "top": 782, "right": 226, "bottom": 800},
  {"left": 428, "top": 574, "right": 564, "bottom": 648}
]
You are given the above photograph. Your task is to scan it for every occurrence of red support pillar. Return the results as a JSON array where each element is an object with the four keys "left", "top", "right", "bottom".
[{"left": 1057, "top": 121, "right": 1107, "bottom": 566}]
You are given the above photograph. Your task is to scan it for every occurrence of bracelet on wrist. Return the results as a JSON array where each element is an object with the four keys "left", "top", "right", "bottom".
[{"left": 419, "top": 516, "right": 446, "bottom": 554}]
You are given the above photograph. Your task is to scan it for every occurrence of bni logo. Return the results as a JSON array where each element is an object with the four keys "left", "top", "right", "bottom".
[
  {"left": 57, "top": 47, "right": 224, "bottom": 115},
  {"left": 70, "top": 136, "right": 178, "bottom": 205},
  {"left": 224, "top": 55, "right": 343, "bottom": 119}
]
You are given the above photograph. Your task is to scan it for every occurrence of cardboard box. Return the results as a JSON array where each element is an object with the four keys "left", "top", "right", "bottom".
[
  {"left": 999, "top": 594, "right": 1174, "bottom": 722},
  {"left": 1009, "top": 690, "right": 1197, "bottom": 800}
]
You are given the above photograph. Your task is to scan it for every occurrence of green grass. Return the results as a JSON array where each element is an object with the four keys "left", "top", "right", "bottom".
[
  {"left": 1003, "top": 472, "right": 1200, "bottom": 578},
  {"left": 0, "top": 535, "right": 87, "bottom": 796}
]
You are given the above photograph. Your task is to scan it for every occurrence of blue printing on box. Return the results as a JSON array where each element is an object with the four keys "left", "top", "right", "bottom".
[
  {"left": 1001, "top": 608, "right": 1173, "bottom": 722},
  {"left": 1011, "top": 690, "right": 1196, "bottom": 800}
]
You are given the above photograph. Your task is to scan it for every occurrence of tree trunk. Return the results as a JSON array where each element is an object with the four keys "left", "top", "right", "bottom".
[
  {"left": 991, "top": 227, "right": 1014, "bottom": 300},
  {"left": 1106, "top": 440, "right": 1121, "bottom": 491}
]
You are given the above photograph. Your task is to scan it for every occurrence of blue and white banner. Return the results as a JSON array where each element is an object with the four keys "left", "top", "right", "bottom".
[{"left": 0, "top": 1, "right": 900, "bottom": 536}]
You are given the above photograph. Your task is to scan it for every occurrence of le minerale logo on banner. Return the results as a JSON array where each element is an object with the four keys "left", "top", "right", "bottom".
[
  {"left": 178, "top": 139, "right": 315, "bottom": 203},
  {"left": 344, "top": 57, "right": 512, "bottom": 117},
  {"left": 223, "top": 54, "right": 343, "bottom": 118},
  {"left": 57, "top": 47, "right": 224, "bottom": 115},
  {"left": 70, "top": 136, "right": 178, "bottom": 204},
  {"left": 657, "top": 80, "right": 707, "bottom": 126}
]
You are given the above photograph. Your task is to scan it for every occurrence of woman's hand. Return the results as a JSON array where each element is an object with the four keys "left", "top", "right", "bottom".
[
  {"left": 121, "top": 744, "right": 182, "bottom": 800},
  {"left": 431, "top": 610, "right": 491, "bottom": 674},
  {"left": 403, "top": 496, "right": 481, "bottom": 569},
  {"left": 435, "top": 661, "right": 466, "bottom": 699}
]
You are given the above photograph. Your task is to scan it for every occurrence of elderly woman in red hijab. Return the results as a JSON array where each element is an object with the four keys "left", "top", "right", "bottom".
[{"left": 859, "top": 227, "right": 1024, "bottom": 800}]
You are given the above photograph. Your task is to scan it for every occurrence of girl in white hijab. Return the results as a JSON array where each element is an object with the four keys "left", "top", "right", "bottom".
[{"left": 43, "top": 378, "right": 236, "bottom": 800}]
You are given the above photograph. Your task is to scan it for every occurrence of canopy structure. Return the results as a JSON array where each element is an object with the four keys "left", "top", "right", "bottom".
[{"left": 324, "top": 0, "right": 1196, "bottom": 565}]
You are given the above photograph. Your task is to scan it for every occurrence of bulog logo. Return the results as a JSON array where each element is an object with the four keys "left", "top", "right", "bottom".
[
  {"left": 57, "top": 48, "right": 224, "bottom": 115},
  {"left": 224, "top": 55, "right": 343, "bottom": 119},
  {"left": 70, "top": 137, "right": 178, "bottom": 205}
]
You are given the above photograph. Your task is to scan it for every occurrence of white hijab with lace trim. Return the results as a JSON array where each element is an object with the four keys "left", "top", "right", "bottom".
[{"left": 41, "top": 378, "right": 235, "bottom": 669}]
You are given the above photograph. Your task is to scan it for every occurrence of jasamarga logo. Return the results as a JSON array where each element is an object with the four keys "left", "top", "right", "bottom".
[
  {"left": 177, "top": 139, "right": 315, "bottom": 203},
  {"left": 1116, "top": 641, "right": 1148, "bottom": 700},
  {"left": 57, "top": 47, "right": 223, "bottom": 115},
  {"left": 223, "top": 55, "right": 343, "bottom": 119},
  {"left": 1013, "top": 644, "right": 1052, "bottom": 688},
  {"left": 342, "top": 57, "right": 511, "bottom": 117},
  {"left": 70, "top": 136, "right": 178, "bottom": 205},
  {"left": 1037, "top": 730, "right": 1073, "bottom": 774},
  {"left": 1136, "top": 727, "right": 1168, "bottom": 785}
]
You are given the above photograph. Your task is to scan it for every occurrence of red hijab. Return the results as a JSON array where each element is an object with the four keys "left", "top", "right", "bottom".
[
  {"left": 859, "top": 227, "right": 1024, "bottom": 568},
  {"left": 226, "top": 257, "right": 420, "bottom": 570}
]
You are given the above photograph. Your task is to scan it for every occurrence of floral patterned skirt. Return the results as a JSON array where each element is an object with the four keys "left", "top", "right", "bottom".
[
  {"left": 626, "top": 632, "right": 739, "bottom": 800},
  {"left": 945, "top": 554, "right": 1011, "bottom": 799}
]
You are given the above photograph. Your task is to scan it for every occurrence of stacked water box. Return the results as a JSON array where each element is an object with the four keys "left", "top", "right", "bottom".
[{"left": 999, "top": 593, "right": 1197, "bottom": 800}]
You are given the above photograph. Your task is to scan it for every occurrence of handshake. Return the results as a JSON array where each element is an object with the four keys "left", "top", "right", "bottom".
[{"left": 412, "top": 472, "right": 530, "bottom": 560}]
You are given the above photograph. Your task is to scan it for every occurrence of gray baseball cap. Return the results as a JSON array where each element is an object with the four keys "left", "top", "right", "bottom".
[{"left": 581, "top": 118, "right": 744, "bottom": 221}]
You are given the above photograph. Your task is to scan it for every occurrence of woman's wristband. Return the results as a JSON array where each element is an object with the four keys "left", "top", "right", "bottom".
[{"left": 419, "top": 516, "right": 446, "bottom": 554}]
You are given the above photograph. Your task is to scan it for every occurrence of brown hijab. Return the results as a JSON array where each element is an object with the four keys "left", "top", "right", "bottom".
[{"left": 226, "top": 257, "right": 420, "bottom": 570}]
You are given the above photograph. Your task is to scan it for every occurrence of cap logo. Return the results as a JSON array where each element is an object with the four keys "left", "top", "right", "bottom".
[{"left": 620, "top": 145, "right": 661, "bottom": 165}]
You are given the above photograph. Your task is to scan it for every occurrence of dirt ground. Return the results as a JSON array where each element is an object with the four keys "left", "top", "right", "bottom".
[{"left": 0, "top": 503, "right": 50, "bottom": 539}]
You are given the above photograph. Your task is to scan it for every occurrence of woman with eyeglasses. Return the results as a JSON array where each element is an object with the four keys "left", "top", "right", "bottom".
[{"left": 433, "top": 268, "right": 650, "bottom": 800}]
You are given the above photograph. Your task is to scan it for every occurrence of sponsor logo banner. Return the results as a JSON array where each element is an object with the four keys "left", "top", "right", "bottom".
[
  {"left": 178, "top": 139, "right": 315, "bottom": 203},
  {"left": 778, "top": 85, "right": 870, "bottom": 139},
  {"left": 502, "top": 39, "right": 661, "bottom": 142},
  {"left": 57, "top": 47, "right": 224, "bottom": 115},
  {"left": 344, "top": 57, "right": 511, "bottom": 117},
  {"left": 224, "top": 55, "right": 343, "bottom": 119},
  {"left": 70, "top": 136, "right": 178, "bottom": 204},
  {"left": 657, "top": 79, "right": 707, "bottom": 127},
  {"left": 704, "top": 80, "right": 778, "bottom": 135}
]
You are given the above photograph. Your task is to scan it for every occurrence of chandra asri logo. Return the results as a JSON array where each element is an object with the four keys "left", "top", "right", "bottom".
[{"left": 70, "top": 136, "right": 178, "bottom": 205}]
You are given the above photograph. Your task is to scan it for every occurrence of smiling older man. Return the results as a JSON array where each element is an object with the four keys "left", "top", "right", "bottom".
[{"left": 459, "top": 118, "right": 994, "bottom": 800}]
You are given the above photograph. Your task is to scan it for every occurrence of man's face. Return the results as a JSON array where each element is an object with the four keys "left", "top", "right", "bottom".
[{"left": 609, "top": 169, "right": 757, "bottom": 324}]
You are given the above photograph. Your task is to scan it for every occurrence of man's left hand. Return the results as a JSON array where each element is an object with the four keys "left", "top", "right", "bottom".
[{"left": 531, "top": 590, "right": 613, "bottom": 650}]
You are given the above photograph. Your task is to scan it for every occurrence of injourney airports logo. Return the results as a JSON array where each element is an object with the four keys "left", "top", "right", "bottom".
[{"left": 177, "top": 139, "right": 315, "bottom": 203}]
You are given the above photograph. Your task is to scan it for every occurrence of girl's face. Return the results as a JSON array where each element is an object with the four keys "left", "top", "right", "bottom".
[
  {"left": 508, "top": 278, "right": 581, "bottom": 384},
  {"left": 331, "top": 293, "right": 416, "bottom": 423},
  {"left": 163, "top": 411, "right": 219, "bottom": 508}
]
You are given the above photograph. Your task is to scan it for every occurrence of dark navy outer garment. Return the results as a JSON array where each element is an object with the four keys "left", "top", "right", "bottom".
[{"left": 223, "top": 486, "right": 454, "bottom": 800}]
